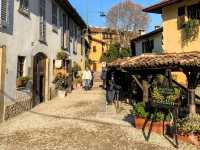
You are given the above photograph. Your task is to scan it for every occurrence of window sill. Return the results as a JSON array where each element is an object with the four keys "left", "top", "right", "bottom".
[
  {"left": 18, "top": 8, "right": 30, "bottom": 18},
  {"left": 39, "top": 39, "right": 47, "bottom": 45}
]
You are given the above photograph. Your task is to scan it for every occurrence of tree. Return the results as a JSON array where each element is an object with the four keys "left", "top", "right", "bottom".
[
  {"left": 101, "top": 43, "right": 130, "bottom": 63},
  {"left": 106, "top": 0, "right": 149, "bottom": 48}
]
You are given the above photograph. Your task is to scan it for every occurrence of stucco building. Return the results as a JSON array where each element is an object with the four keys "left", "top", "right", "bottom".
[
  {"left": 144, "top": 0, "right": 200, "bottom": 101},
  {"left": 131, "top": 27, "right": 163, "bottom": 56},
  {"left": 0, "top": 0, "right": 87, "bottom": 121},
  {"left": 88, "top": 27, "right": 120, "bottom": 72}
]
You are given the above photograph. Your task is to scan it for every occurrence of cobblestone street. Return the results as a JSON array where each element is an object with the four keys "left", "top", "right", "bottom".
[{"left": 0, "top": 87, "right": 199, "bottom": 150}]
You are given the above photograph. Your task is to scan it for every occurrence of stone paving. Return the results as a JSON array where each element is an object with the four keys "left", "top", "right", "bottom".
[{"left": 0, "top": 87, "right": 199, "bottom": 150}]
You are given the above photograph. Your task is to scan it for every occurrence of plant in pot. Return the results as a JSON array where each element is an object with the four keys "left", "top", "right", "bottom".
[
  {"left": 151, "top": 86, "right": 181, "bottom": 108},
  {"left": 177, "top": 114, "right": 200, "bottom": 145},
  {"left": 131, "top": 102, "right": 172, "bottom": 133},
  {"left": 56, "top": 51, "right": 68, "bottom": 60},
  {"left": 53, "top": 73, "right": 68, "bottom": 98},
  {"left": 16, "top": 76, "right": 31, "bottom": 88}
]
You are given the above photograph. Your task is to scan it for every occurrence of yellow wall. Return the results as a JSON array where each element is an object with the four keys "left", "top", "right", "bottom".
[
  {"left": 163, "top": 0, "right": 200, "bottom": 53},
  {"left": 89, "top": 31, "right": 111, "bottom": 72},
  {"left": 162, "top": 0, "right": 199, "bottom": 85}
]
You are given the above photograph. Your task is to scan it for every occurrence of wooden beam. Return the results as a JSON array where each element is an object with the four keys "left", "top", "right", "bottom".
[{"left": 131, "top": 75, "right": 143, "bottom": 90}]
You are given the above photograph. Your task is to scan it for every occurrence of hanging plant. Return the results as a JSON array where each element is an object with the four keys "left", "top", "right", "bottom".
[
  {"left": 56, "top": 52, "right": 68, "bottom": 60},
  {"left": 151, "top": 86, "right": 181, "bottom": 106},
  {"left": 183, "top": 19, "right": 199, "bottom": 41}
]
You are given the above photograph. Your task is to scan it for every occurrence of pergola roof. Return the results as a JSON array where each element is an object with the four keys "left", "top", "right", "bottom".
[{"left": 109, "top": 51, "right": 200, "bottom": 71}]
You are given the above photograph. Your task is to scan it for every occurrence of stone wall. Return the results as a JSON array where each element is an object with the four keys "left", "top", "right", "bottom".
[
  {"left": 5, "top": 90, "right": 32, "bottom": 120},
  {"left": 5, "top": 98, "right": 32, "bottom": 120}
]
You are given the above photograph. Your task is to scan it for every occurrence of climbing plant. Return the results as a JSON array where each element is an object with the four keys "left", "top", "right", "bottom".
[{"left": 183, "top": 19, "right": 199, "bottom": 41}]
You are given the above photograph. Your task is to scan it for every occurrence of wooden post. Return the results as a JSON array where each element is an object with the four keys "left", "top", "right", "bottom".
[
  {"left": 185, "top": 71, "right": 199, "bottom": 116},
  {"left": 188, "top": 89, "right": 196, "bottom": 115},
  {"left": 142, "top": 74, "right": 149, "bottom": 103},
  {"left": 45, "top": 58, "right": 49, "bottom": 101},
  {"left": 0, "top": 46, "right": 6, "bottom": 122}
]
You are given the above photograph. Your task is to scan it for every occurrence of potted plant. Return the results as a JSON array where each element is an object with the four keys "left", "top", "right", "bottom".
[
  {"left": 16, "top": 76, "right": 31, "bottom": 88},
  {"left": 53, "top": 73, "right": 68, "bottom": 98},
  {"left": 151, "top": 86, "right": 181, "bottom": 108},
  {"left": 56, "top": 51, "right": 68, "bottom": 60},
  {"left": 131, "top": 102, "right": 172, "bottom": 134},
  {"left": 177, "top": 114, "right": 200, "bottom": 145}
]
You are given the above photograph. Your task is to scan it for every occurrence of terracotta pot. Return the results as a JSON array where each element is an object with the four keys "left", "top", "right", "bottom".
[
  {"left": 16, "top": 79, "right": 22, "bottom": 88},
  {"left": 177, "top": 134, "right": 200, "bottom": 146},
  {"left": 135, "top": 117, "right": 170, "bottom": 134}
]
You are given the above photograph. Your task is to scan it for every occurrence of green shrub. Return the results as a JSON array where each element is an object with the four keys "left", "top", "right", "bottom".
[
  {"left": 56, "top": 51, "right": 68, "bottom": 60},
  {"left": 53, "top": 73, "right": 68, "bottom": 90},
  {"left": 177, "top": 114, "right": 200, "bottom": 134},
  {"left": 17, "top": 76, "right": 31, "bottom": 87},
  {"left": 151, "top": 86, "right": 181, "bottom": 105},
  {"left": 131, "top": 102, "right": 149, "bottom": 119},
  {"left": 131, "top": 102, "right": 172, "bottom": 122}
]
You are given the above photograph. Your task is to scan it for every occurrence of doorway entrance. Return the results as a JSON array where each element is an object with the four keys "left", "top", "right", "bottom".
[{"left": 33, "top": 52, "right": 47, "bottom": 106}]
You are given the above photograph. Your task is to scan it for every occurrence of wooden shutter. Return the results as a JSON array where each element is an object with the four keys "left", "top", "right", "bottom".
[
  {"left": 39, "top": 0, "right": 46, "bottom": 42},
  {"left": 0, "top": 0, "right": 8, "bottom": 26}
]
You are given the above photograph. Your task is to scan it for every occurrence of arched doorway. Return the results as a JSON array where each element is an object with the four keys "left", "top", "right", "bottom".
[{"left": 33, "top": 52, "right": 47, "bottom": 106}]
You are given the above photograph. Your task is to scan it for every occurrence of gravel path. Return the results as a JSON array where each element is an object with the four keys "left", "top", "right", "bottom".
[{"left": 0, "top": 87, "right": 199, "bottom": 150}]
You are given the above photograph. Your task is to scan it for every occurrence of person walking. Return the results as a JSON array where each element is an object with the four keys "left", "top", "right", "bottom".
[
  {"left": 82, "top": 67, "right": 92, "bottom": 90},
  {"left": 101, "top": 67, "right": 107, "bottom": 89}
]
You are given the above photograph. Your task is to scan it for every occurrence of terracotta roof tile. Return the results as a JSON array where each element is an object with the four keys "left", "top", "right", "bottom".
[{"left": 109, "top": 52, "right": 200, "bottom": 70}]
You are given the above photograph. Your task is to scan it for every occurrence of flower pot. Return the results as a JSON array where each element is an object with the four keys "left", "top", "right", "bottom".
[
  {"left": 134, "top": 117, "right": 170, "bottom": 134},
  {"left": 57, "top": 90, "right": 66, "bottom": 98},
  {"left": 16, "top": 79, "right": 22, "bottom": 88},
  {"left": 177, "top": 134, "right": 200, "bottom": 146}
]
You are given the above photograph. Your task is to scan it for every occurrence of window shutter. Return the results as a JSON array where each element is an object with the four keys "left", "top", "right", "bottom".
[
  {"left": 0, "top": 0, "right": 8, "bottom": 26},
  {"left": 39, "top": 0, "right": 46, "bottom": 42}
]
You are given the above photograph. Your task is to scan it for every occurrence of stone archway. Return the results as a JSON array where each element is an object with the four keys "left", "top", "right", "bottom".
[{"left": 33, "top": 52, "right": 47, "bottom": 106}]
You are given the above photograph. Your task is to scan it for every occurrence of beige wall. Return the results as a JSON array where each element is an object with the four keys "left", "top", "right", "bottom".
[
  {"left": 135, "top": 31, "right": 163, "bottom": 55},
  {"left": 162, "top": 0, "right": 200, "bottom": 85},
  {"left": 163, "top": 0, "right": 200, "bottom": 53}
]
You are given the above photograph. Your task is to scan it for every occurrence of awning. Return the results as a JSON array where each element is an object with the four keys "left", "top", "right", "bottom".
[{"left": 109, "top": 51, "right": 200, "bottom": 71}]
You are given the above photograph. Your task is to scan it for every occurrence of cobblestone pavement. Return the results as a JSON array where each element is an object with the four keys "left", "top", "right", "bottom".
[{"left": 0, "top": 87, "right": 199, "bottom": 150}]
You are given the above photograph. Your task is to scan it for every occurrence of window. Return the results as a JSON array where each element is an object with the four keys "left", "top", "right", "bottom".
[
  {"left": 39, "top": 0, "right": 46, "bottom": 43},
  {"left": 187, "top": 3, "right": 200, "bottom": 20},
  {"left": 142, "top": 39, "right": 154, "bottom": 53},
  {"left": 17, "top": 56, "right": 25, "bottom": 78},
  {"left": 61, "top": 14, "right": 69, "bottom": 50},
  {"left": 72, "top": 23, "right": 77, "bottom": 54},
  {"left": 177, "top": 6, "right": 185, "bottom": 29},
  {"left": 93, "top": 46, "right": 96, "bottom": 52},
  {"left": 0, "top": 0, "right": 8, "bottom": 27},
  {"left": 19, "top": 0, "right": 30, "bottom": 16},
  {"left": 52, "top": 1, "right": 58, "bottom": 32},
  {"left": 103, "top": 33, "right": 112, "bottom": 39}
]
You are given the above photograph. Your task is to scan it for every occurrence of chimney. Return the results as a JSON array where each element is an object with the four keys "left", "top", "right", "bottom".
[
  {"left": 138, "top": 29, "right": 145, "bottom": 35},
  {"left": 155, "top": 25, "right": 160, "bottom": 30}
]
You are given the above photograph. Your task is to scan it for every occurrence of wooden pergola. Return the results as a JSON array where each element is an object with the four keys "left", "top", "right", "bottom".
[{"left": 108, "top": 51, "right": 200, "bottom": 115}]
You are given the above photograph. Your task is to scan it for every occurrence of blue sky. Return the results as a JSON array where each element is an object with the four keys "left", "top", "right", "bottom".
[{"left": 69, "top": 0, "right": 162, "bottom": 31}]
